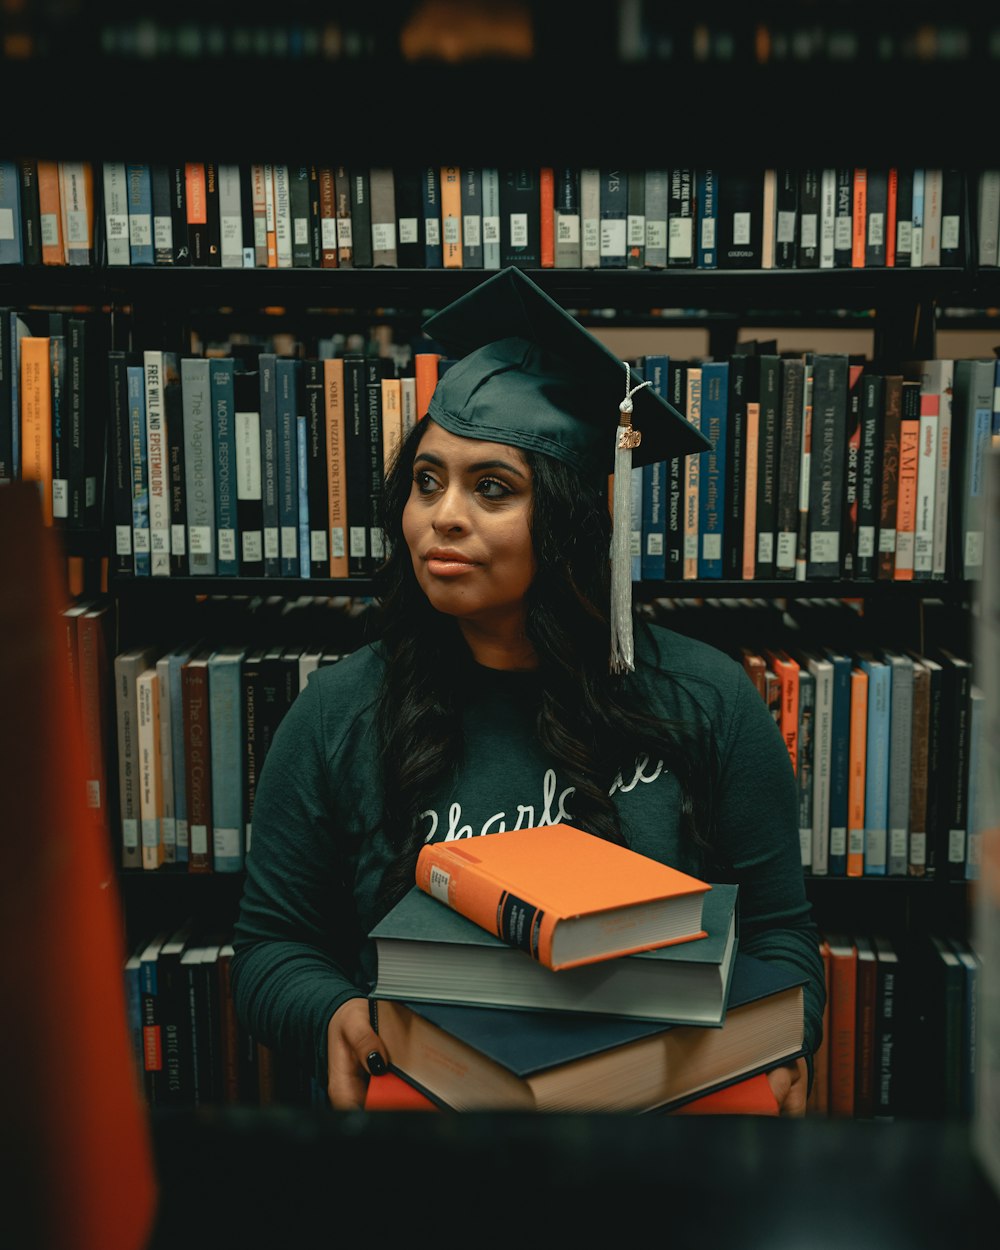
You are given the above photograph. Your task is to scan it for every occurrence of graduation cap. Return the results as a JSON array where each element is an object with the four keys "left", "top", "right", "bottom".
[{"left": 421, "top": 267, "right": 711, "bottom": 674}]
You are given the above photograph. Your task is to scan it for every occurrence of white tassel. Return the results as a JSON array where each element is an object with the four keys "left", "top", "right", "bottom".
[{"left": 609, "top": 367, "right": 651, "bottom": 675}]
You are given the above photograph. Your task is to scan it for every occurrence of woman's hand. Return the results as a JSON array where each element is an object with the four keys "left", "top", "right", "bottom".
[
  {"left": 325, "top": 997, "right": 388, "bottom": 1110},
  {"left": 765, "top": 1056, "right": 809, "bottom": 1116}
]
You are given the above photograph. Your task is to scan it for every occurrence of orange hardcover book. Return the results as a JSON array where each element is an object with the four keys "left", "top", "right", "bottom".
[
  {"left": 742, "top": 399, "right": 760, "bottom": 579},
  {"left": 414, "top": 351, "right": 441, "bottom": 420},
  {"left": 893, "top": 385, "right": 921, "bottom": 581},
  {"left": 539, "top": 165, "right": 555, "bottom": 268},
  {"left": 415, "top": 822, "right": 711, "bottom": 971},
  {"left": 851, "top": 168, "right": 867, "bottom": 269},
  {"left": 36, "top": 159, "right": 65, "bottom": 265},
  {"left": 184, "top": 161, "right": 208, "bottom": 265},
  {"left": 324, "top": 357, "right": 349, "bottom": 579},
  {"left": 381, "top": 375, "right": 403, "bottom": 479},
  {"left": 885, "top": 167, "right": 898, "bottom": 267},
  {"left": 847, "top": 665, "right": 869, "bottom": 876},
  {"left": 824, "top": 933, "right": 858, "bottom": 1118},
  {"left": 365, "top": 1067, "right": 780, "bottom": 1116},
  {"left": 807, "top": 936, "right": 832, "bottom": 1116},
  {"left": 440, "top": 165, "right": 462, "bottom": 268},
  {"left": 765, "top": 648, "right": 800, "bottom": 775},
  {"left": 20, "top": 335, "right": 54, "bottom": 525}
]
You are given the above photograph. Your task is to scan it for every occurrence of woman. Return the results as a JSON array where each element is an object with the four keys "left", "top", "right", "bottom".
[{"left": 231, "top": 268, "right": 825, "bottom": 1114}]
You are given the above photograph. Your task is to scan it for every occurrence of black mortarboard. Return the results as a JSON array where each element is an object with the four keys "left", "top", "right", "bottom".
[
  {"left": 421, "top": 266, "right": 711, "bottom": 476},
  {"left": 420, "top": 268, "right": 711, "bottom": 674}
]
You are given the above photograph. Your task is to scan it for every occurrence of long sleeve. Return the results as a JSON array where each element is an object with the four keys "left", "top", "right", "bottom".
[{"left": 230, "top": 672, "right": 369, "bottom": 1080}]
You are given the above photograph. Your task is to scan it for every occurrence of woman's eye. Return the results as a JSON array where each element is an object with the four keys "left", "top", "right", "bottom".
[
  {"left": 477, "top": 477, "right": 512, "bottom": 500},
  {"left": 414, "top": 470, "right": 439, "bottom": 494}
]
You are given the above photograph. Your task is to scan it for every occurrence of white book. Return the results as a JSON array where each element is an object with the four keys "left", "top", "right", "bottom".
[
  {"left": 819, "top": 168, "right": 836, "bottom": 268},
  {"left": 922, "top": 167, "right": 943, "bottom": 266},
  {"left": 181, "top": 356, "right": 216, "bottom": 574},
  {"left": 400, "top": 375, "right": 417, "bottom": 438},
  {"left": 977, "top": 170, "right": 1000, "bottom": 267},
  {"left": 155, "top": 653, "right": 177, "bottom": 863},
  {"left": 272, "top": 163, "right": 293, "bottom": 268},
  {"left": 217, "top": 162, "right": 244, "bottom": 269},
  {"left": 931, "top": 358, "right": 954, "bottom": 579},
  {"left": 102, "top": 161, "right": 130, "bottom": 266},
  {"left": 481, "top": 166, "right": 501, "bottom": 270},
  {"left": 807, "top": 652, "right": 833, "bottom": 876},
  {"left": 113, "top": 644, "right": 160, "bottom": 871},
  {"left": 136, "top": 665, "right": 162, "bottom": 870},
  {"left": 580, "top": 167, "right": 600, "bottom": 269},
  {"left": 143, "top": 349, "right": 171, "bottom": 576}
]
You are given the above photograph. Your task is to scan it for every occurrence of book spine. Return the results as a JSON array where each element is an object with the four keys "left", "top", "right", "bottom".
[
  {"left": 722, "top": 354, "right": 748, "bottom": 579},
  {"left": 796, "top": 668, "right": 815, "bottom": 871},
  {"left": 847, "top": 666, "right": 868, "bottom": 877},
  {"left": 181, "top": 357, "right": 216, "bottom": 575},
  {"left": 209, "top": 654, "right": 245, "bottom": 873},
  {"left": 276, "top": 357, "right": 300, "bottom": 578},
  {"left": 126, "top": 163, "right": 154, "bottom": 265},
  {"left": 775, "top": 358, "right": 803, "bottom": 579},
  {"left": 185, "top": 162, "right": 209, "bottom": 266},
  {"left": 272, "top": 164, "right": 293, "bottom": 269},
  {"left": 856, "top": 372, "right": 884, "bottom": 580},
  {"left": 102, "top": 161, "right": 130, "bottom": 266},
  {"left": 797, "top": 168, "right": 820, "bottom": 268},
  {"left": 233, "top": 370, "right": 264, "bottom": 577},
  {"left": 343, "top": 354, "right": 369, "bottom": 576},
  {"left": 414, "top": 845, "right": 556, "bottom": 970},
  {"left": 742, "top": 400, "right": 759, "bottom": 579},
  {"left": 209, "top": 359, "right": 238, "bottom": 576},
  {"left": 826, "top": 656, "right": 851, "bottom": 876},
  {"left": 366, "top": 359, "right": 388, "bottom": 571},
  {"left": 421, "top": 164, "right": 441, "bottom": 268},
  {"left": 155, "top": 655, "right": 176, "bottom": 863},
  {"left": 876, "top": 375, "right": 903, "bottom": 579},
  {"left": 217, "top": 162, "right": 244, "bottom": 268},
  {"left": 683, "top": 368, "right": 702, "bottom": 579},
  {"left": 754, "top": 356, "right": 781, "bottom": 579},
  {"left": 322, "top": 357, "right": 348, "bottom": 578},
  {"left": 37, "top": 159, "right": 64, "bottom": 265},
  {"left": 126, "top": 364, "right": 150, "bottom": 575},
  {"left": 554, "top": 166, "right": 581, "bottom": 269},
  {"left": 305, "top": 358, "right": 330, "bottom": 578},
  {"left": 500, "top": 166, "right": 540, "bottom": 267},
  {"left": 318, "top": 166, "right": 338, "bottom": 267},
  {"left": 258, "top": 352, "right": 281, "bottom": 577},
  {"left": 440, "top": 165, "right": 462, "bottom": 268},
  {"left": 114, "top": 653, "right": 145, "bottom": 869},
  {"left": 862, "top": 661, "right": 890, "bottom": 876},
  {"left": 67, "top": 319, "right": 91, "bottom": 528},
  {"left": 168, "top": 652, "right": 190, "bottom": 864},
  {"left": 810, "top": 663, "right": 833, "bottom": 876},
  {"left": 136, "top": 666, "right": 163, "bottom": 870},
  {"left": 143, "top": 349, "right": 171, "bottom": 575},
  {"left": 580, "top": 167, "right": 600, "bottom": 269},
  {"left": 18, "top": 157, "right": 41, "bottom": 265},
  {"left": 59, "top": 160, "right": 95, "bottom": 265},
  {"left": 349, "top": 168, "right": 372, "bottom": 268},
  {"left": 819, "top": 167, "right": 837, "bottom": 268},
  {"left": 886, "top": 657, "right": 913, "bottom": 876},
  {"left": 107, "top": 351, "right": 134, "bottom": 576},
  {"left": 795, "top": 366, "right": 812, "bottom": 582},
  {"left": 150, "top": 163, "right": 175, "bottom": 265},
  {"left": 481, "top": 166, "right": 502, "bottom": 270},
  {"left": 49, "top": 333, "right": 68, "bottom": 526},
  {"left": 169, "top": 165, "right": 189, "bottom": 264},
  {"left": 164, "top": 356, "right": 187, "bottom": 575},
  {"left": 908, "top": 661, "right": 930, "bottom": 877},
  {"left": 598, "top": 168, "right": 627, "bottom": 268},
  {"left": 806, "top": 354, "right": 848, "bottom": 579},
  {"left": 370, "top": 167, "right": 398, "bottom": 268},
  {"left": 626, "top": 168, "right": 645, "bottom": 269},
  {"left": 828, "top": 940, "right": 857, "bottom": 1118},
  {"left": 297, "top": 415, "right": 309, "bottom": 577},
  {"left": 698, "top": 361, "right": 728, "bottom": 578},
  {"left": 461, "top": 167, "right": 484, "bottom": 269},
  {"left": 288, "top": 165, "right": 312, "bottom": 268}
]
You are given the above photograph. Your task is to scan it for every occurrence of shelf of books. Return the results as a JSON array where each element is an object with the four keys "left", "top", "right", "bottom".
[{"left": 5, "top": 154, "right": 993, "bottom": 1124}]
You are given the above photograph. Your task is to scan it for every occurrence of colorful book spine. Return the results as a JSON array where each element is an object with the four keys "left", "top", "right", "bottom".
[
  {"left": 698, "top": 360, "right": 729, "bottom": 578},
  {"left": 126, "top": 163, "right": 154, "bottom": 265}
]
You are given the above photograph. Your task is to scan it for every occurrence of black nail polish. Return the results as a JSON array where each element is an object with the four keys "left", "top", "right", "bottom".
[{"left": 367, "top": 1050, "right": 387, "bottom": 1076}]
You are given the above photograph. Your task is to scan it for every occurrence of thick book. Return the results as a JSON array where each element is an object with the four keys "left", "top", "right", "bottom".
[
  {"left": 233, "top": 368, "right": 264, "bottom": 577},
  {"left": 580, "top": 167, "right": 600, "bottom": 268},
  {"left": 149, "top": 163, "right": 175, "bottom": 266},
  {"left": 102, "top": 161, "right": 130, "bottom": 266},
  {"left": 393, "top": 167, "right": 423, "bottom": 268},
  {"left": 499, "top": 167, "right": 540, "bottom": 267},
  {"left": 303, "top": 357, "right": 330, "bottom": 578},
  {"left": 806, "top": 353, "right": 849, "bottom": 579},
  {"left": 460, "top": 167, "right": 483, "bottom": 269},
  {"left": 796, "top": 168, "right": 820, "bottom": 268},
  {"left": 180, "top": 357, "right": 215, "bottom": 576},
  {"left": 825, "top": 931, "right": 858, "bottom": 1117},
  {"left": 349, "top": 168, "right": 373, "bottom": 268},
  {"left": 481, "top": 166, "right": 501, "bottom": 270},
  {"left": 414, "top": 822, "right": 711, "bottom": 971},
  {"left": 370, "top": 951, "right": 804, "bottom": 1114},
  {"left": 717, "top": 169, "right": 764, "bottom": 269},
  {"left": 439, "top": 164, "right": 462, "bottom": 268},
  {"left": 369, "top": 167, "right": 398, "bottom": 267},
  {"left": 208, "top": 645, "right": 247, "bottom": 873},
  {"left": 773, "top": 167, "right": 798, "bottom": 268},
  {"left": 553, "top": 167, "right": 581, "bottom": 268},
  {"left": 372, "top": 879, "right": 738, "bottom": 1026},
  {"left": 775, "top": 356, "right": 805, "bottom": 579},
  {"left": 126, "top": 162, "right": 154, "bottom": 265},
  {"left": 872, "top": 934, "right": 900, "bottom": 1119},
  {"left": 18, "top": 157, "right": 41, "bottom": 266},
  {"left": 113, "top": 644, "right": 161, "bottom": 870},
  {"left": 642, "top": 168, "right": 668, "bottom": 269},
  {"left": 598, "top": 168, "right": 627, "bottom": 269},
  {"left": 288, "top": 165, "right": 313, "bottom": 268}
]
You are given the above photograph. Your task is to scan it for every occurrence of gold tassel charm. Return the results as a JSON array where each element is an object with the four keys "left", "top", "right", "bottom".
[{"left": 609, "top": 367, "right": 650, "bottom": 675}]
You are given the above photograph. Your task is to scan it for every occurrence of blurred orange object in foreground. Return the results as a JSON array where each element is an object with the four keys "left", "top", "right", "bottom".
[{"left": 0, "top": 483, "right": 157, "bottom": 1250}]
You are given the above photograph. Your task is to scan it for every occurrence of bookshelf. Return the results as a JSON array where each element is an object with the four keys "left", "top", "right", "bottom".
[{"left": 2, "top": 148, "right": 992, "bottom": 1123}]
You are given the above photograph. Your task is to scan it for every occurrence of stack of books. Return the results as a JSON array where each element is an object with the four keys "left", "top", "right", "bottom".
[{"left": 365, "top": 823, "right": 806, "bottom": 1113}]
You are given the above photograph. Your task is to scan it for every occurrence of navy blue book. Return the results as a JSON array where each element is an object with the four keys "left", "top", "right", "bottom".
[
  {"left": 598, "top": 167, "right": 628, "bottom": 268},
  {"left": 125, "top": 162, "right": 155, "bottom": 266},
  {"left": 303, "top": 357, "right": 329, "bottom": 579},
  {"left": 641, "top": 354, "right": 670, "bottom": 581},
  {"left": 664, "top": 359, "right": 687, "bottom": 580},
  {"left": 698, "top": 360, "right": 729, "bottom": 578},
  {"left": 107, "top": 349, "right": 134, "bottom": 577},
  {"left": 421, "top": 165, "right": 443, "bottom": 268},
  {"left": 275, "top": 356, "right": 300, "bottom": 578}
]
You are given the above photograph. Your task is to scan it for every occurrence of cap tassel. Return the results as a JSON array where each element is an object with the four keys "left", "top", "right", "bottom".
[{"left": 610, "top": 367, "right": 650, "bottom": 675}]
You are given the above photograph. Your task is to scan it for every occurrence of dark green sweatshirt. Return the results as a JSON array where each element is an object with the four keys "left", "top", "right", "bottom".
[{"left": 231, "top": 624, "right": 826, "bottom": 1083}]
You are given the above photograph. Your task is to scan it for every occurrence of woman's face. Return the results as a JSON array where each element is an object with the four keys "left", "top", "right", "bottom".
[{"left": 402, "top": 421, "right": 536, "bottom": 636}]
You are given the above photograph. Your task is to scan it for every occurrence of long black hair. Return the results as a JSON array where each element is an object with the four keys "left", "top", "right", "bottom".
[{"left": 372, "top": 418, "right": 719, "bottom": 910}]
